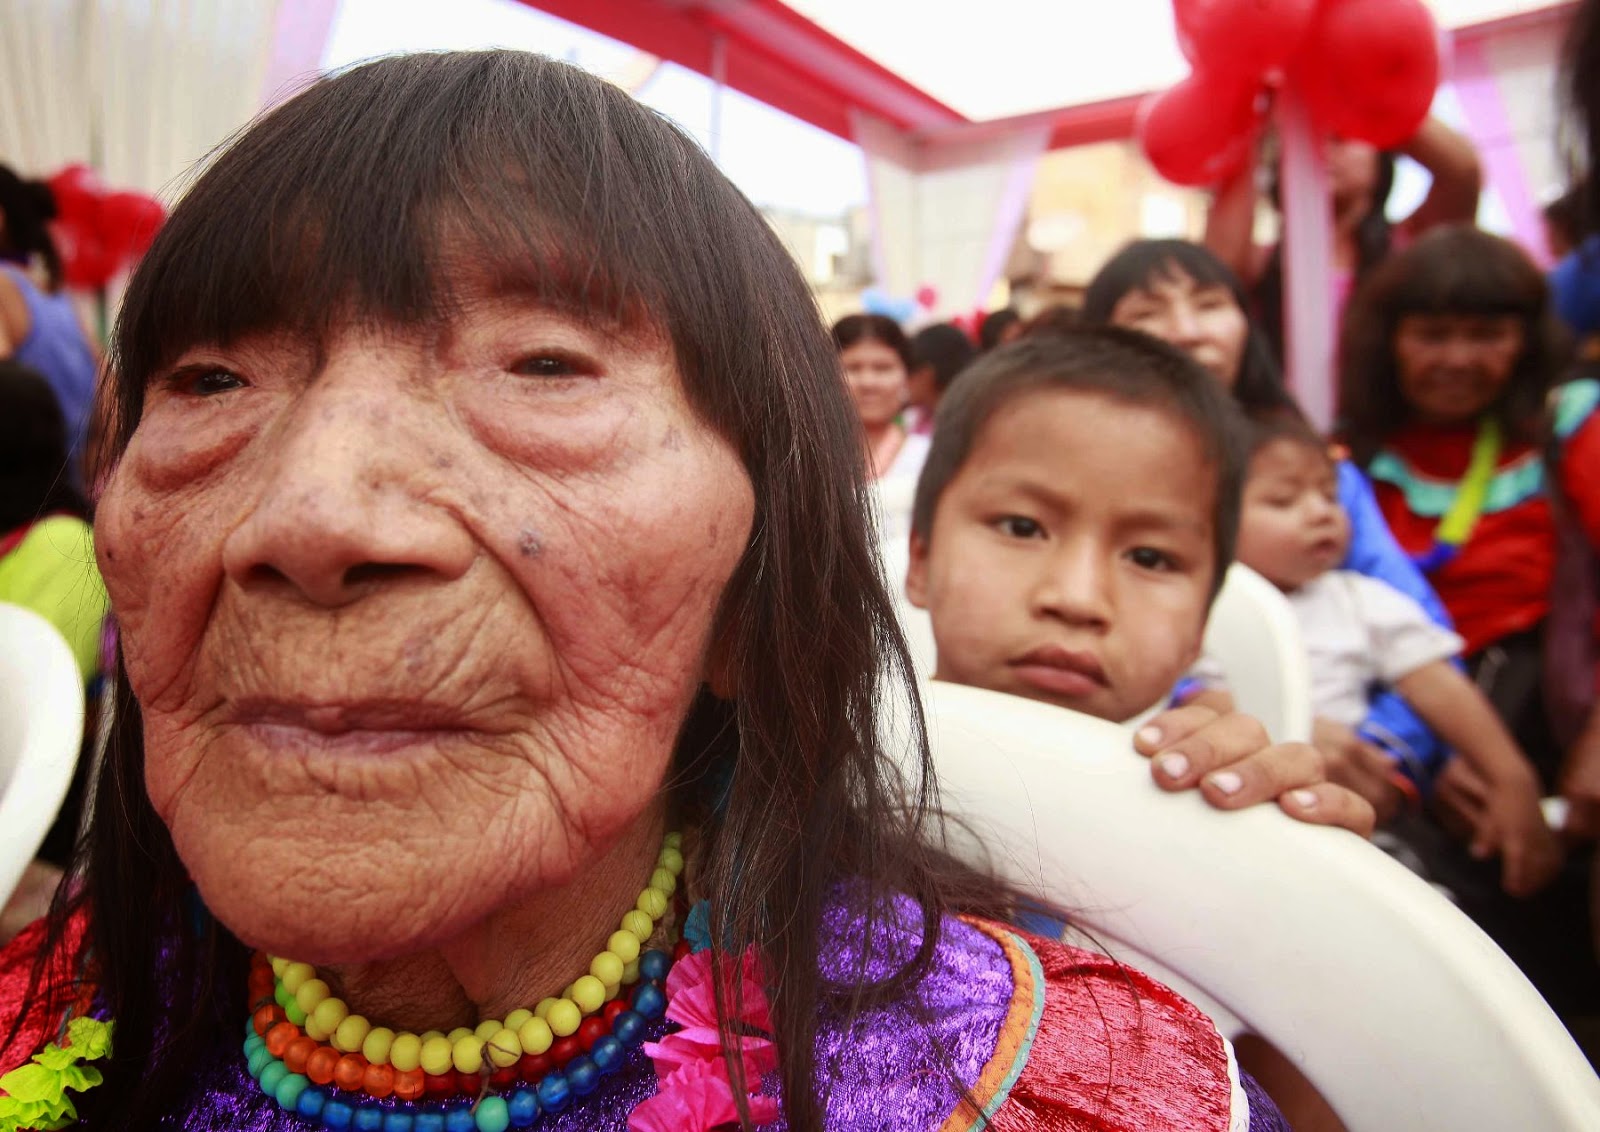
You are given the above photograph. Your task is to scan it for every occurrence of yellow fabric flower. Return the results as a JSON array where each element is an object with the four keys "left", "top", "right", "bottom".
[{"left": 0, "top": 1017, "right": 113, "bottom": 1131}]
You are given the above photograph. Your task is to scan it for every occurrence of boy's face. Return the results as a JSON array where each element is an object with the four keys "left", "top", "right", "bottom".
[
  {"left": 906, "top": 389, "right": 1217, "bottom": 723},
  {"left": 1236, "top": 438, "right": 1349, "bottom": 591}
]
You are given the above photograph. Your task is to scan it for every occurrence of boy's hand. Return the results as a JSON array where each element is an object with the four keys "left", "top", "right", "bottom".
[
  {"left": 1472, "top": 771, "right": 1564, "bottom": 898},
  {"left": 1136, "top": 704, "right": 1376, "bottom": 837}
]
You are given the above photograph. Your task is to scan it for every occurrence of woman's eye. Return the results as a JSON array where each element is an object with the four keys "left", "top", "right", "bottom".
[
  {"left": 1127, "top": 546, "right": 1177, "bottom": 571},
  {"left": 996, "top": 515, "right": 1043, "bottom": 539},
  {"left": 164, "top": 366, "right": 248, "bottom": 396},
  {"left": 511, "top": 352, "right": 591, "bottom": 379}
]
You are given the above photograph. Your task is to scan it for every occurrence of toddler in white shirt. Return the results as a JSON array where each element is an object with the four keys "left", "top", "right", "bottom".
[{"left": 1230, "top": 412, "right": 1560, "bottom": 897}]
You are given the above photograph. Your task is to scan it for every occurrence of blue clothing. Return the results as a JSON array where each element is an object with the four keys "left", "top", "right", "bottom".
[
  {"left": 1551, "top": 236, "right": 1600, "bottom": 336},
  {"left": 1337, "top": 460, "right": 1454, "bottom": 786},
  {"left": 2, "top": 264, "right": 96, "bottom": 467}
]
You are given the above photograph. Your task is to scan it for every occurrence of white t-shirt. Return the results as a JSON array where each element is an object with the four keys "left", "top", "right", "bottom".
[
  {"left": 1288, "top": 570, "right": 1464, "bottom": 727},
  {"left": 873, "top": 432, "right": 931, "bottom": 543}
]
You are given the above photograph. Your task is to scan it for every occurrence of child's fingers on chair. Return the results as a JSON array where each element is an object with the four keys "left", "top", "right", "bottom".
[
  {"left": 1192, "top": 734, "right": 1314, "bottom": 807},
  {"left": 1146, "top": 711, "right": 1272, "bottom": 791},
  {"left": 1276, "top": 783, "right": 1376, "bottom": 837},
  {"left": 1133, "top": 703, "right": 1221, "bottom": 755}
]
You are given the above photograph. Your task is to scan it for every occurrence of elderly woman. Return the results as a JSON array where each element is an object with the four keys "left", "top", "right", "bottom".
[{"left": 0, "top": 54, "right": 1304, "bottom": 1131}]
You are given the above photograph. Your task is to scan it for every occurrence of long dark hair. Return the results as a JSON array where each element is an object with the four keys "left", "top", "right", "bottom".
[
  {"left": 24, "top": 51, "right": 1003, "bottom": 1129},
  {"left": 0, "top": 361, "right": 90, "bottom": 530},
  {"left": 1082, "top": 238, "right": 1301, "bottom": 417},
  {"left": 1339, "top": 224, "right": 1570, "bottom": 467},
  {"left": 0, "top": 164, "right": 63, "bottom": 291}
]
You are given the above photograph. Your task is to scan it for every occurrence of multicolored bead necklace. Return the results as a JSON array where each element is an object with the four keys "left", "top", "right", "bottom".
[{"left": 241, "top": 832, "right": 684, "bottom": 1131}]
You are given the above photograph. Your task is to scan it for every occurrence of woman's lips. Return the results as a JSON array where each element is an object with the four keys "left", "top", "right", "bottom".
[
  {"left": 1009, "top": 645, "right": 1108, "bottom": 699},
  {"left": 227, "top": 699, "right": 474, "bottom": 755}
]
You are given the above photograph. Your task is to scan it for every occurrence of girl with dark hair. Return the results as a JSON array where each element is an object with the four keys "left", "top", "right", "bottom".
[
  {"left": 0, "top": 52, "right": 1290, "bottom": 1131},
  {"left": 1084, "top": 238, "right": 1454, "bottom": 813},
  {"left": 0, "top": 164, "right": 98, "bottom": 477},
  {"left": 831, "top": 312, "right": 929, "bottom": 483},
  {"left": 1340, "top": 223, "right": 1600, "bottom": 1024},
  {"left": 1206, "top": 122, "right": 1482, "bottom": 366},
  {"left": 1342, "top": 225, "right": 1589, "bottom": 761}
]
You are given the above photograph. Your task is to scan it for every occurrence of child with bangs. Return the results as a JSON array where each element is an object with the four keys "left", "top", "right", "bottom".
[{"left": 904, "top": 326, "right": 1367, "bottom": 829}]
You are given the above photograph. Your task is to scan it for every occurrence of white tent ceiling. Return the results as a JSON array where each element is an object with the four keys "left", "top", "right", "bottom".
[{"left": 784, "top": 0, "right": 1560, "bottom": 121}]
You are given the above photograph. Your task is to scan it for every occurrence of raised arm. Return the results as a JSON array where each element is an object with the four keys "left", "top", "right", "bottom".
[
  {"left": 1203, "top": 159, "right": 1267, "bottom": 287},
  {"left": 1396, "top": 117, "right": 1483, "bottom": 235}
]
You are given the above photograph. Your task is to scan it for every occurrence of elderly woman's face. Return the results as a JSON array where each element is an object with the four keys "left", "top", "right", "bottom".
[{"left": 96, "top": 295, "right": 754, "bottom": 960}]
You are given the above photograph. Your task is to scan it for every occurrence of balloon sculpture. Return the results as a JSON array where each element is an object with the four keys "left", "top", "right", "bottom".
[
  {"left": 45, "top": 164, "right": 166, "bottom": 291},
  {"left": 1139, "top": 0, "right": 1441, "bottom": 185}
]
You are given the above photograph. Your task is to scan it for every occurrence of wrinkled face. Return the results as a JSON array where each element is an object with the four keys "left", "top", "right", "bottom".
[
  {"left": 840, "top": 338, "right": 908, "bottom": 429},
  {"left": 1236, "top": 439, "right": 1350, "bottom": 591},
  {"left": 96, "top": 295, "right": 754, "bottom": 962},
  {"left": 1394, "top": 312, "right": 1526, "bottom": 425},
  {"left": 907, "top": 389, "right": 1215, "bottom": 723},
  {"left": 1107, "top": 266, "right": 1249, "bottom": 389}
]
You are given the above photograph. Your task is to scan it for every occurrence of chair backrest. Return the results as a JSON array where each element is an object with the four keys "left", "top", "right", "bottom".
[
  {"left": 0, "top": 602, "right": 86, "bottom": 906},
  {"left": 915, "top": 679, "right": 1600, "bottom": 1131},
  {"left": 1202, "top": 563, "right": 1314, "bottom": 743}
]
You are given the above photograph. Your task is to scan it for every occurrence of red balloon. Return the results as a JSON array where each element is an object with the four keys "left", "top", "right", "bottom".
[
  {"left": 1138, "top": 71, "right": 1265, "bottom": 187},
  {"left": 1174, "top": 0, "right": 1318, "bottom": 82},
  {"left": 53, "top": 221, "right": 116, "bottom": 290},
  {"left": 1297, "top": 0, "right": 1439, "bottom": 148},
  {"left": 99, "top": 190, "right": 165, "bottom": 260},
  {"left": 46, "top": 163, "right": 103, "bottom": 226},
  {"left": 914, "top": 284, "right": 939, "bottom": 309}
]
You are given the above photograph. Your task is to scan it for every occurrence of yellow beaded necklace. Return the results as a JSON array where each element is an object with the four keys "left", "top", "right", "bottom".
[{"left": 267, "top": 831, "right": 683, "bottom": 1078}]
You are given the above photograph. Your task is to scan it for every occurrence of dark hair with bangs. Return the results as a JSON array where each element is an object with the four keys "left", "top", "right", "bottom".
[
  {"left": 1082, "top": 239, "right": 1300, "bottom": 419},
  {"left": 1339, "top": 224, "right": 1571, "bottom": 467},
  {"left": 22, "top": 51, "right": 1013, "bottom": 1130},
  {"left": 911, "top": 327, "right": 1248, "bottom": 602},
  {"left": 831, "top": 312, "right": 913, "bottom": 371}
]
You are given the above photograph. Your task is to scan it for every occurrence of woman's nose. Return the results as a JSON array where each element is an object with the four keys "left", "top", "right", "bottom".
[
  {"left": 1165, "top": 303, "right": 1203, "bottom": 344},
  {"left": 221, "top": 360, "right": 475, "bottom": 608}
]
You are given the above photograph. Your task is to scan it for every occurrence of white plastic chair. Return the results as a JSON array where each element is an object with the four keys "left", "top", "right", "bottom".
[
  {"left": 0, "top": 602, "right": 86, "bottom": 908},
  {"left": 1203, "top": 563, "right": 1314, "bottom": 743},
  {"left": 912, "top": 679, "right": 1600, "bottom": 1131}
]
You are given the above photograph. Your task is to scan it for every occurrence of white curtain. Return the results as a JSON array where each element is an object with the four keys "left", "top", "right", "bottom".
[
  {"left": 1, "top": 0, "right": 332, "bottom": 202},
  {"left": 853, "top": 110, "right": 1051, "bottom": 317}
]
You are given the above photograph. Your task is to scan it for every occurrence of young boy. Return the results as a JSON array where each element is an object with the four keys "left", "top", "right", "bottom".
[
  {"left": 906, "top": 328, "right": 1243, "bottom": 728},
  {"left": 1231, "top": 412, "right": 1561, "bottom": 898}
]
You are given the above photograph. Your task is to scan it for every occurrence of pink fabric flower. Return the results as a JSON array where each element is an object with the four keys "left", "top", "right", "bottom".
[{"left": 629, "top": 948, "right": 778, "bottom": 1132}]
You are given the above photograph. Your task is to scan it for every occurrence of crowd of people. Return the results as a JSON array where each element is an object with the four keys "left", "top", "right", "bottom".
[{"left": 2, "top": 4, "right": 1600, "bottom": 1130}]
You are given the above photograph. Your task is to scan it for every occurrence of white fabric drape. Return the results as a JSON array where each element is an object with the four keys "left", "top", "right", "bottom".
[
  {"left": 1, "top": 0, "right": 328, "bottom": 203},
  {"left": 853, "top": 110, "right": 1051, "bottom": 317}
]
